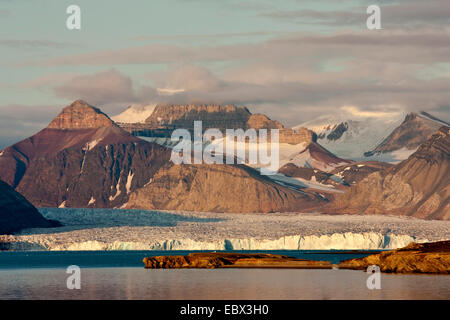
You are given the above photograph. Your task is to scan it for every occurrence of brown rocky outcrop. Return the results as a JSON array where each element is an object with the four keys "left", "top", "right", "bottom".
[
  {"left": 0, "top": 179, "right": 60, "bottom": 234},
  {"left": 246, "top": 113, "right": 283, "bottom": 130},
  {"left": 278, "top": 163, "right": 335, "bottom": 184},
  {"left": 278, "top": 128, "right": 317, "bottom": 144},
  {"left": 0, "top": 100, "right": 171, "bottom": 208},
  {"left": 126, "top": 163, "right": 324, "bottom": 213},
  {"left": 339, "top": 241, "right": 450, "bottom": 274},
  {"left": 47, "top": 100, "right": 115, "bottom": 129},
  {"left": 145, "top": 104, "right": 252, "bottom": 131},
  {"left": 329, "top": 126, "right": 450, "bottom": 220},
  {"left": 143, "top": 252, "right": 332, "bottom": 269},
  {"left": 330, "top": 161, "right": 393, "bottom": 186}
]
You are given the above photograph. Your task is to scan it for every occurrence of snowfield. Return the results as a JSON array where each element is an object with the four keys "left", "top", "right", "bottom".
[
  {"left": 295, "top": 107, "right": 405, "bottom": 159},
  {"left": 1, "top": 208, "right": 448, "bottom": 251}
]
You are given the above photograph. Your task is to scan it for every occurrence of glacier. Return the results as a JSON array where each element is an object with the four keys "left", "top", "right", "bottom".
[{"left": 1, "top": 208, "right": 448, "bottom": 251}]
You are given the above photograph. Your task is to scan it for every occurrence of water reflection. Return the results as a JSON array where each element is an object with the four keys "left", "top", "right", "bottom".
[{"left": 0, "top": 268, "right": 448, "bottom": 300}]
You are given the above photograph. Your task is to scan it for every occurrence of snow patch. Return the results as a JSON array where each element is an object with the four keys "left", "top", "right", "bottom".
[
  {"left": 109, "top": 177, "right": 122, "bottom": 201},
  {"left": 88, "top": 197, "right": 96, "bottom": 205},
  {"left": 111, "top": 104, "right": 156, "bottom": 123},
  {"left": 296, "top": 108, "right": 405, "bottom": 159},
  {"left": 126, "top": 171, "right": 134, "bottom": 194},
  {"left": 84, "top": 138, "right": 102, "bottom": 151}
]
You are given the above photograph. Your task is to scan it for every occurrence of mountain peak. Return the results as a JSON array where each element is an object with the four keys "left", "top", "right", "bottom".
[{"left": 47, "top": 100, "right": 116, "bottom": 129}]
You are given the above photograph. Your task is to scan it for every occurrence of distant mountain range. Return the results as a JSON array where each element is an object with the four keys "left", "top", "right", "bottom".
[
  {"left": 328, "top": 126, "right": 450, "bottom": 220},
  {"left": 0, "top": 100, "right": 448, "bottom": 222},
  {"left": 0, "top": 100, "right": 327, "bottom": 213},
  {"left": 364, "top": 112, "right": 449, "bottom": 157},
  {"left": 296, "top": 109, "right": 448, "bottom": 162}
]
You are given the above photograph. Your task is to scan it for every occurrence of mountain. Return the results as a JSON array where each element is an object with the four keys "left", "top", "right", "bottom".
[
  {"left": 280, "top": 141, "right": 352, "bottom": 172},
  {"left": 125, "top": 162, "right": 324, "bottom": 213},
  {"left": 278, "top": 161, "right": 392, "bottom": 188},
  {"left": 0, "top": 179, "right": 60, "bottom": 234},
  {"left": 145, "top": 104, "right": 252, "bottom": 131},
  {"left": 364, "top": 112, "right": 449, "bottom": 157},
  {"left": 111, "top": 104, "right": 157, "bottom": 124},
  {"left": 114, "top": 103, "right": 350, "bottom": 172},
  {"left": 0, "top": 100, "right": 329, "bottom": 213},
  {"left": 295, "top": 109, "right": 405, "bottom": 160},
  {"left": 114, "top": 103, "right": 316, "bottom": 144},
  {"left": 328, "top": 126, "right": 450, "bottom": 220},
  {"left": 0, "top": 100, "right": 171, "bottom": 208}
]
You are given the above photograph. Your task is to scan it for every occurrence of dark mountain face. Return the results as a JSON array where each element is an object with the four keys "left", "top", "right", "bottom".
[
  {"left": 365, "top": 112, "right": 446, "bottom": 156},
  {"left": 330, "top": 126, "right": 450, "bottom": 220},
  {"left": 325, "top": 122, "right": 348, "bottom": 141},
  {"left": 0, "top": 179, "right": 59, "bottom": 234},
  {"left": 0, "top": 100, "right": 171, "bottom": 208}
]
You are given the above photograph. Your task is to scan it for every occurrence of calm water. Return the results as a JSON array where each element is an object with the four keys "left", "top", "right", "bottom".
[{"left": 0, "top": 251, "right": 449, "bottom": 300}]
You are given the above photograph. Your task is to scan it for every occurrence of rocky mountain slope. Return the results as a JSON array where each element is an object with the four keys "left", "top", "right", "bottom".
[
  {"left": 365, "top": 112, "right": 449, "bottom": 157},
  {"left": 126, "top": 162, "right": 325, "bottom": 213},
  {"left": 278, "top": 161, "right": 392, "bottom": 188},
  {"left": 282, "top": 141, "right": 352, "bottom": 172},
  {"left": 0, "top": 179, "right": 59, "bottom": 234},
  {"left": 329, "top": 126, "right": 450, "bottom": 220},
  {"left": 0, "top": 100, "right": 171, "bottom": 208}
]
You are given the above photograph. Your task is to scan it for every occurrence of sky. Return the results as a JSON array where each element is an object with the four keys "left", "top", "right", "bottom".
[{"left": 1, "top": 0, "right": 450, "bottom": 148}]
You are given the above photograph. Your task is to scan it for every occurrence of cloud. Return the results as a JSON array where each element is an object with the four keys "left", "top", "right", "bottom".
[
  {"left": 157, "top": 65, "right": 222, "bottom": 92},
  {"left": 53, "top": 69, "right": 136, "bottom": 106},
  {"left": 10, "top": 6, "right": 450, "bottom": 128},
  {"left": 340, "top": 105, "right": 403, "bottom": 118},
  {"left": 262, "top": 0, "right": 450, "bottom": 28},
  {"left": 0, "top": 39, "right": 73, "bottom": 49},
  {"left": 133, "top": 31, "right": 271, "bottom": 43},
  {"left": 0, "top": 10, "right": 10, "bottom": 18},
  {"left": 0, "top": 104, "right": 61, "bottom": 149},
  {"left": 33, "top": 28, "right": 450, "bottom": 69}
]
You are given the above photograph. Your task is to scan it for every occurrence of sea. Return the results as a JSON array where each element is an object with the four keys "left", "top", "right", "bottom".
[{"left": 0, "top": 250, "right": 449, "bottom": 300}]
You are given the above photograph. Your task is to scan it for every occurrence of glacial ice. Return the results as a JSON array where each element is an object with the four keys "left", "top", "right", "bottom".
[{"left": 3, "top": 208, "right": 448, "bottom": 251}]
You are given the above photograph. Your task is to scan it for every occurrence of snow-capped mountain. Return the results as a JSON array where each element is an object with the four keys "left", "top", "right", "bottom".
[
  {"left": 111, "top": 104, "right": 156, "bottom": 123},
  {"left": 329, "top": 126, "right": 450, "bottom": 220},
  {"left": 294, "top": 107, "right": 405, "bottom": 160},
  {"left": 209, "top": 134, "right": 351, "bottom": 173},
  {"left": 365, "top": 112, "right": 449, "bottom": 158}
]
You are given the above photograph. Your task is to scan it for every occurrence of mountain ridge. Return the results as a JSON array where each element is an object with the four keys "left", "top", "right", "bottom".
[{"left": 328, "top": 126, "right": 450, "bottom": 220}]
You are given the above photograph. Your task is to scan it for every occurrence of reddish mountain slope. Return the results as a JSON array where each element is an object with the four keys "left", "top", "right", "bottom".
[{"left": 0, "top": 100, "right": 171, "bottom": 208}]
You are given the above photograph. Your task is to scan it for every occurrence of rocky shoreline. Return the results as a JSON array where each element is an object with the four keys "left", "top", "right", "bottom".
[
  {"left": 143, "top": 252, "right": 332, "bottom": 269},
  {"left": 339, "top": 240, "right": 450, "bottom": 274},
  {"left": 143, "top": 241, "right": 450, "bottom": 273}
]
